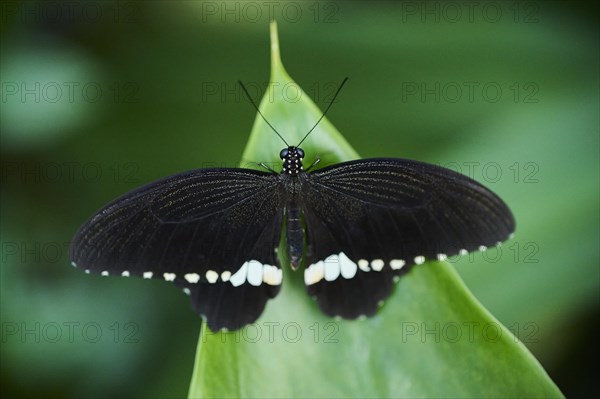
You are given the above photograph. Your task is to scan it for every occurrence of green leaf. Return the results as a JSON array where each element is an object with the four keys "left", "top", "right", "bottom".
[{"left": 189, "top": 21, "right": 562, "bottom": 399}]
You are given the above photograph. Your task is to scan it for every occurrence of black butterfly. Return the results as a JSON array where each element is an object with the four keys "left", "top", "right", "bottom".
[{"left": 70, "top": 79, "right": 515, "bottom": 331}]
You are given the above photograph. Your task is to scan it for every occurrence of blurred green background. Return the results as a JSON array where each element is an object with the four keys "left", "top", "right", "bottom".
[{"left": 1, "top": 1, "right": 598, "bottom": 398}]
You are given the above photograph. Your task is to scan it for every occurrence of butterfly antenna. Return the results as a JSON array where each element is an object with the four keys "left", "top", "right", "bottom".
[
  {"left": 297, "top": 77, "right": 349, "bottom": 147},
  {"left": 238, "top": 80, "right": 289, "bottom": 147}
]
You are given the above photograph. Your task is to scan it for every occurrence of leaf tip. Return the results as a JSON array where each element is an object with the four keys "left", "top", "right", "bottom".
[{"left": 269, "top": 20, "right": 283, "bottom": 78}]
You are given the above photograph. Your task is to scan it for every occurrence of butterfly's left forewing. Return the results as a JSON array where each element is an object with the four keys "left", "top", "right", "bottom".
[
  {"left": 300, "top": 158, "right": 515, "bottom": 319},
  {"left": 70, "top": 168, "right": 284, "bottom": 331}
]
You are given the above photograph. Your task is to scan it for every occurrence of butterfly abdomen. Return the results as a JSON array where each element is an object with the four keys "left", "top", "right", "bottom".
[{"left": 285, "top": 202, "right": 304, "bottom": 270}]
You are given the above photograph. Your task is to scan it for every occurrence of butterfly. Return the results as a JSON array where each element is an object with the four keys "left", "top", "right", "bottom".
[{"left": 69, "top": 78, "right": 515, "bottom": 331}]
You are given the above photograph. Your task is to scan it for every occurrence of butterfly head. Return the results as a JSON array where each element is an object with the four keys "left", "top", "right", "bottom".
[{"left": 280, "top": 146, "right": 304, "bottom": 176}]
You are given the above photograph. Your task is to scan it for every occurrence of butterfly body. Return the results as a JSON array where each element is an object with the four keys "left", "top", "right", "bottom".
[{"left": 279, "top": 145, "right": 313, "bottom": 270}]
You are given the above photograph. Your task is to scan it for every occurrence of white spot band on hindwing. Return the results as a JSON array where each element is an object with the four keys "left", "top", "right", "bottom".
[
  {"left": 304, "top": 253, "right": 426, "bottom": 285},
  {"left": 229, "top": 260, "right": 282, "bottom": 287},
  {"left": 185, "top": 273, "right": 200, "bottom": 283},
  {"left": 390, "top": 259, "right": 405, "bottom": 270},
  {"left": 370, "top": 259, "right": 384, "bottom": 271},
  {"left": 205, "top": 270, "right": 219, "bottom": 284},
  {"left": 305, "top": 252, "right": 360, "bottom": 285},
  {"left": 97, "top": 261, "right": 281, "bottom": 288}
]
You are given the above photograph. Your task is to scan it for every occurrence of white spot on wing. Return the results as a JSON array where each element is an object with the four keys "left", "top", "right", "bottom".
[
  {"left": 324, "top": 254, "right": 340, "bottom": 282},
  {"left": 371, "top": 259, "right": 384, "bottom": 271},
  {"left": 143, "top": 271, "right": 153, "bottom": 279},
  {"left": 390, "top": 259, "right": 405, "bottom": 270},
  {"left": 121, "top": 271, "right": 130, "bottom": 277},
  {"left": 304, "top": 261, "right": 324, "bottom": 285},
  {"left": 101, "top": 270, "right": 109, "bottom": 276},
  {"left": 459, "top": 249, "right": 468, "bottom": 256},
  {"left": 479, "top": 245, "right": 487, "bottom": 252},
  {"left": 84, "top": 269, "right": 90, "bottom": 274},
  {"left": 163, "top": 272, "right": 176, "bottom": 281},
  {"left": 263, "top": 264, "right": 282, "bottom": 286},
  {"left": 339, "top": 252, "right": 357, "bottom": 279},
  {"left": 247, "top": 261, "right": 263, "bottom": 286},
  {"left": 183, "top": 288, "right": 191, "bottom": 296},
  {"left": 229, "top": 262, "right": 248, "bottom": 287},
  {"left": 185, "top": 273, "right": 200, "bottom": 283},
  {"left": 358, "top": 259, "right": 370, "bottom": 272},
  {"left": 414, "top": 256, "right": 425, "bottom": 265},
  {"left": 205, "top": 270, "right": 218, "bottom": 284},
  {"left": 305, "top": 252, "right": 359, "bottom": 285},
  {"left": 393, "top": 276, "right": 400, "bottom": 283},
  {"left": 221, "top": 271, "right": 231, "bottom": 282},
  {"left": 437, "top": 254, "right": 447, "bottom": 261},
  {"left": 71, "top": 261, "right": 77, "bottom": 267}
]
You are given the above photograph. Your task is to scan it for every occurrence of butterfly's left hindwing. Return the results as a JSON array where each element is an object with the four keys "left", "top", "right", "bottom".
[
  {"left": 300, "top": 158, "right": 515, "bottom": 318},
  {"left": 70, "top": 168, "right": 284, "bottom": 331}
]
